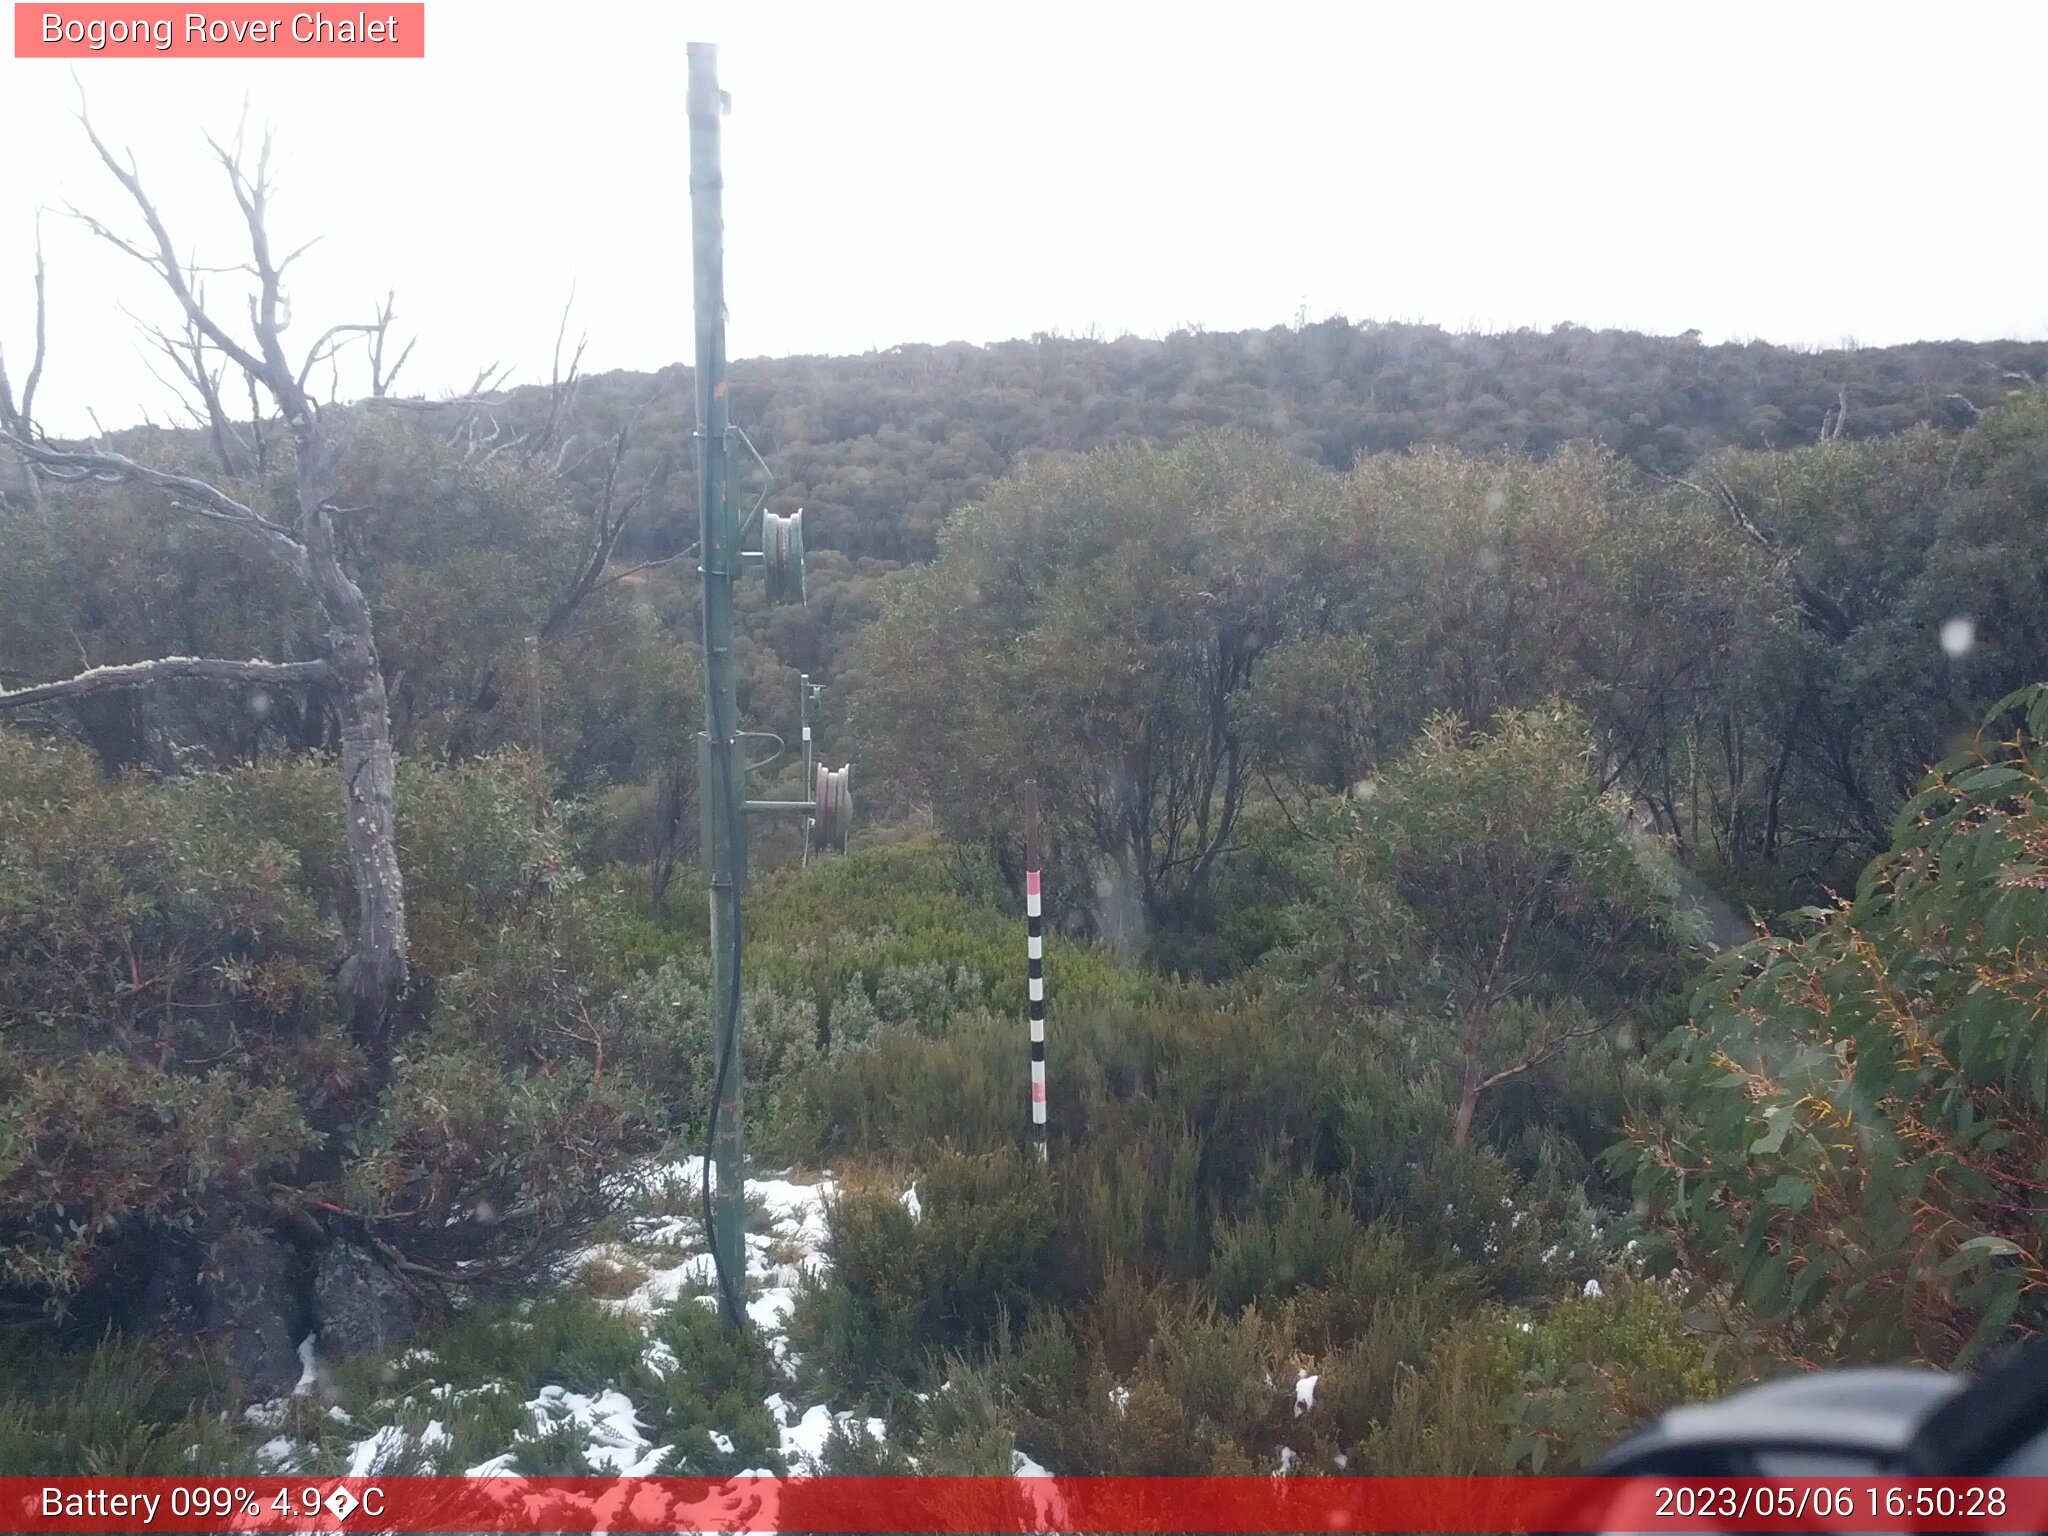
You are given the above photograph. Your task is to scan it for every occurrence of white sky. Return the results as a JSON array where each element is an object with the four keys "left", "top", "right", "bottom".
[{"left": 3, "top": 1, "right": 2044, "bottom": 433}]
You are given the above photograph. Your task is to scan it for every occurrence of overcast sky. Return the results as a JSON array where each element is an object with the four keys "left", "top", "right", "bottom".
[{"left": 3, "top": 1, "right": 2043, "bottom": 433}]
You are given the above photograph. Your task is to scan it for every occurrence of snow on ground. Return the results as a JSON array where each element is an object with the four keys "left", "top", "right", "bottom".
[
  {"left": 285, "top": 1155, "right": 1379, "bottom": 1494},
  {"left": 306, "top": 1159, "right": 879, "bottom": 1485},
  {"left": 1012, "top": 1448, "right": 1068, "bottom": 1530}
]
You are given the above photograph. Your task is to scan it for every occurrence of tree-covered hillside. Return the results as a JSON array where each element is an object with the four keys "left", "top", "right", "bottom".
[{"left": 525, "top": 321, "right": 2048, "bottom": 562}]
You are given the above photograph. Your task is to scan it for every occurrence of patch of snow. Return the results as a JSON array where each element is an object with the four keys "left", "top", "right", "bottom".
[
  {"left": 1294, "top": 1372, "right": 1318, "bottom": 1416},
  {"left": 1110, "top": 1385, "right": 1130, "bottom": 1417},
  {"left": 242, "top": 1398, "right": 288, "bottom": 1431},
  {"left": 293, "top": 1334, "right": 319, "bottom": 1395},
  {"left": 901, "top": 1185, "right": 922, "bottom": 1222},
  {"left": 621, "top": 1445, "right": 672, "bottom": 1476},
  {"left": 1582, "top": 1278, "right": 1604, "bottom": 1299},
  {"left": 603, "top": 1253, "right": 716, "bottom": 1318},
  {"left": 632, "top": 1215, "right": 695, "bottom": 1248},
  {"left": 780, "top": 1404, "right": 836, "bottom": 1468},
  {"left": 1013, "top": 1450, "right": 1067, "bottom": 1531},
  {"left": 749, "top": 1286, "right": 796, "bottom": 1333},
  {"left": 527, "top": 1385, "right": 650, "bottom": 1475},
  {"left": 354, "top": 1162, "right": 880, "bottom": 1490},
  {"left": 642, "top": 1340, "right": 679, "bottom": 1379},
  {"left": 1275, "top": 1445, "right": 1295, "bottom": 1477},
  {"left": 751, "top": 1173, "right": 838, "bottom": 1251},
  {"left": 255, "top": 1437, "right": 298, "bottom": 1470},
  {"left": 346, "top": 1424, "right": 412, "bottom": 1477}
]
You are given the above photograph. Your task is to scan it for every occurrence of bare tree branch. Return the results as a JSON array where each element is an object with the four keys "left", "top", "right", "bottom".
[
  {"left": 532, "top": 288, "right": 586, "bottom": 458},
  {"left": 368, "top": 289, "right": 416, "bottom": 398},
  {"left": 0, "top": 655, "right": 330, "bottom": 710},
  {"left": 136, "top": 310, "right": 257, "bottom": 477},
  {"left": 0, "top": 213, "right": 50, "bottom": 429},
  {"left": 539, "top": 410, "right": 670, "bottom": 641},
  {"left": 295, "top": 322, "right": 380, "bottom": 394},
  {"left": 0, "top": 428, "right": 306, "bottom": 570},
  {"left": 0, "top": 213, "right": 50, "bottom": 504},
  {"left": 1475, "top": 1010, "right": 1616, "bottom": 1094},
  {"left": 72, "top": 100, "right": 276, "bottom": 391}
]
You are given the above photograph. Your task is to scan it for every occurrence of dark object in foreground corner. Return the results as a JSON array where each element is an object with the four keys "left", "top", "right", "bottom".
[{"left": 1596, "top": 1337, "right": 2048, "bottom": 1477}]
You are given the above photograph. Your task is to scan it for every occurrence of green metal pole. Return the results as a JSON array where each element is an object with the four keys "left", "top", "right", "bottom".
[{"left": 689, "top": 40, "right": 747, "bottom": 1330}]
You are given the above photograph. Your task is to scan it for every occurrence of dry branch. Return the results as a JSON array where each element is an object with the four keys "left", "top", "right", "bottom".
[{"left": 0, "top": 655, "right": 330, "bottom": 710}]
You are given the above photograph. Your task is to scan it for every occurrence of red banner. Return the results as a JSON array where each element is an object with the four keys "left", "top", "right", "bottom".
[
  {"left": 13, "top": 4, "right": 425, "bottom": 58},
  {"left": 5, "top": 1476, "right": 2048, "bottom": 1533}
]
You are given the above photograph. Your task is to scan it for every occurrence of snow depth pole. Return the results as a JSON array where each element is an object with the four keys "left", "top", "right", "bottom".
[
  {"left": 1025, "top": 781, "right": 1048, "bottom": 1160},
  {"left": 689, "top": 40, "right": 748, "bottom": 1330}
]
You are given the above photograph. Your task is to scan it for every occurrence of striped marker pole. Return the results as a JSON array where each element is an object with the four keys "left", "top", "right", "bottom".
[{"left": 1025, "top": 780, "right": 1048, "bottom": 1161}]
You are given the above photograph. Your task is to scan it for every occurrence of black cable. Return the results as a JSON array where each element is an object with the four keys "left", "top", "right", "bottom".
[{"left": 701, "top": 701, "right": 748, "bottom": 1330}]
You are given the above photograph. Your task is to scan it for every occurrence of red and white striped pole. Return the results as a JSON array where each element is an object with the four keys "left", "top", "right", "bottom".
[{"left": 1025, "top": 780, "right": 1047, "bottom": 1161}]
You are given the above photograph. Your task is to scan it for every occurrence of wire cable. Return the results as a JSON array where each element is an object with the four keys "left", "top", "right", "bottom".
[{"left": 701, "top": 666, "right": 748, "bottom": 1329}]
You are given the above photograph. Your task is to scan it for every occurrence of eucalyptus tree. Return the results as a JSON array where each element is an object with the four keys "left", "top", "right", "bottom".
[{"left": 845, "top": 431, "right": 1348, "bottom": 936}]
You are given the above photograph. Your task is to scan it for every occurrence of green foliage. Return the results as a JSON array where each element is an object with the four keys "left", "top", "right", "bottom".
[
  {"left": 845, "top": 432, "right": 1348, "bottom": 932},
  {"left": 1337, "top": 446, "right": 1779, "bottom": 780},
  {"left": 746, "top": 837, "right": 1149, "bottom": 1027},
  {"left": 1271, "top": 706, "right": 1679, "bottom": 1148},
  {"left": 1500, "top": 1276, "right": 1733, "bottom": 1471},
  {"left": 0, "top": 733, "right": 668, "bottom": 1302},
  {"left": 1674, "top": 392, "right": 2048, "bottom": 892},
  {"left": 788, "top": 1150, "right": 1058, "bottom": 1400},
  {"left": 518, "top": 323, "right": 2048, "bottom": 565},
  {"left": 0, "top": 1330, "right": 244, "bottom": 1473},
  {"left": 773, "top": 937, "right": 1678, "bottom": 1471},
  {"left": 0, "top": 418, "right": 694, "bottom": 793},
  {"left": 636, "top": 1300, "right": 783, "bottom": 1475},
  {"left": 1622, "top": 686, "right": 2048, "bottom": 1366}
]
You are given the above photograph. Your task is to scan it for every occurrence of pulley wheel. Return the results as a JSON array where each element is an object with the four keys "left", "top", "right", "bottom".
[
  {"left": 763, "top": 509, "right": 807, "bottom": 606},
  {"left": 813, "top": 762, "right": 852, "bottom": 853}
]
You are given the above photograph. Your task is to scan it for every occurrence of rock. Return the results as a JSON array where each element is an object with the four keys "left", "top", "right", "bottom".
[
  {"left": 133, "top": 1241, "right": 205, "bottom": 1336},
  {"left": 199, "top": 1229, "right": 304, "bottom": 1397},
  {"left": 312, "top": 1242, "right": 420, "bottom": 1359}
]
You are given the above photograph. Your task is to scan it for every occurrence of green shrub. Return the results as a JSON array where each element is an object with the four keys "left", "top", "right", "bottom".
[
  {"left": 0, "top": 734, "right": 667, "bottom": 1315},
  {"left": 1622, "top": 687, "right": 2048, "bottom": 1366},
  {"left": 1499, "top": 1275, "right": 1734, "bottom": 1471},
  {"left": 634, "top": 1299, "right": 783, "bottom": 1475},
  {"left": 0, "top": 1330, "right": 244, "bottom": 1474},
  {"left": 788, "top": 1150, "right": 1057, "bottom": 1400}
]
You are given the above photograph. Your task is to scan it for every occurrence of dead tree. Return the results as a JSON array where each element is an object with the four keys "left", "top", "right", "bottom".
[
  {"left": 0, "top": 113, "right": 408, "bottom": 1054},
  {"left": 0, "top": 214, "right": 47, "bottom": 506}
]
